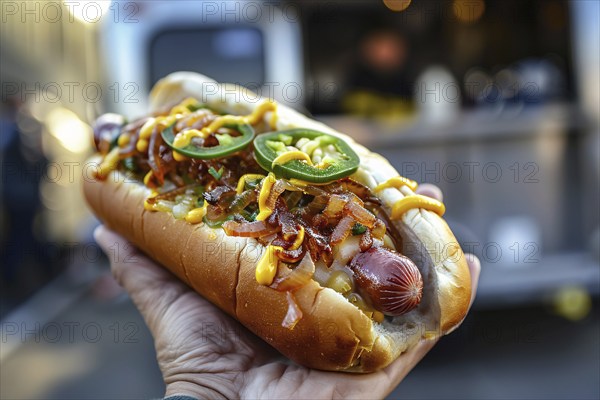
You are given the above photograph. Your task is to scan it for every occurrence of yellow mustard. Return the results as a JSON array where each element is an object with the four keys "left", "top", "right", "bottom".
[
  {"left": 374, "top": 176, "right": 418, "bottom": 192},
  {"left": 391, "top": 195, "right": 445, "bottom": 219},
  {"left": 236, "top": 173, "right": 266, "bottom": 194},
  {"left": 256, "top": 173, "right": 276, "bottom": 221},
  {"left": 256, "top": 245, "right": 280, "bottom": 285},
  {"left": 96, "top": 147, "right": 120, "bottom": 179},
  {"left": 172, "top": 100, "right": 277, "bottom": 149},
  {"left": 185, "top": 205, "right": 207, "bottom": 224},
  {"left": 271, "top": 151, "right": 313, "bottom": 168}
]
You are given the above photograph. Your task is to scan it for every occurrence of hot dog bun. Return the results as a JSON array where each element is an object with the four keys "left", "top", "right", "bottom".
[{"left": 83, "top": 72, "right": 471, "bottom": 372}]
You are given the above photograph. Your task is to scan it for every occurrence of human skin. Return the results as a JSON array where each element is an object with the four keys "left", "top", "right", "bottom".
[{"left": 95, "top": 183, "right": 481, "bottom": 399}]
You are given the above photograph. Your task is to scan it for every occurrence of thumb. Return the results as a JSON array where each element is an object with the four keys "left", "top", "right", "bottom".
[{"left": 94, "top": 225, "right": 188, "bottom": 327}]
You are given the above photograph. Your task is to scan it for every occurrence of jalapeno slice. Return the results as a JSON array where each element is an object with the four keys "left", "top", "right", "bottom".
[
  {"left": 161, "top": 123, "right": 255, "bottom": 160},
  {"left": 254, "top": 129, "right": 360, "bottom": 183}
]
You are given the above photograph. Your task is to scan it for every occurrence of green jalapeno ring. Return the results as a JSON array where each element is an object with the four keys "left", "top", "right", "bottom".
[
  {"left": 253, "top": 129, "right": 360, "bottom": 183},
  {"left": 161, "top": 123, "right": 255, "bottom": 160}
]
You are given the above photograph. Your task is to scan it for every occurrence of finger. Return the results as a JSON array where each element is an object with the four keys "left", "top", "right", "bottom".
[
  {"left": 465, "top": 253, "right": 481, "bottom": 308},
  {"left": 94, "top": 225, "right": 187, "bottom": 321},
  {"left": 415, "top": 183, "right": 443, "bottom": 202},
  {"left": 382, "top": 253, "right": 480, "bottom": 391},
  {"left": 94, "top": 225, "right": 165, "bottom": 286},
  {"left": 380, "top": 338, "right": 437, "bottom": 394}
]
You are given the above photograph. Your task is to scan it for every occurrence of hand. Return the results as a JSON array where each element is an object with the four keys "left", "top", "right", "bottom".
[{"left": 94, "top": 183, "right": 480, "bottom": 400}]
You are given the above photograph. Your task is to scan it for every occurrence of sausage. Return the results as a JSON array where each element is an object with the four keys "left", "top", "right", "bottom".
[{"left": 349, "top": 247, "right": 423, "bottom": 316}]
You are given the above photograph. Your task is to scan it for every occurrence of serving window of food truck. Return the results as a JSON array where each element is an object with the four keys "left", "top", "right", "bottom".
[{"left": 1, "top": 1, "right": 598, "bottom": 399}]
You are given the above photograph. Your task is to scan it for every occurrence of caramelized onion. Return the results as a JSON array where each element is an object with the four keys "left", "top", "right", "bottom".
[
  {"left": 258, "top": 232, "right": 278, "bottom": 246},
  {"left": 175, "top": 109, "right": 214, "bottom": 132},
  {"left": 323, "top": 195, "right": 348, "bottom": 219},
  {"left": 118, "top": 130, "right": 140, "bottom": 158},
  {"left": 359, "top": 229, "right": 373, "bottom": 252},
  {"left": 285, "top": 190, "right": 303, "bottom": 209},
  {"left": 330, "top": 215, "right": 355, "bottom": 246},
  {"left": 228, "top": 190, "right": 257, "bottom": 214},
  {"left": 311, "top": 213, "right": 328, "bottom": 229},
  {"left": 204, "top": 186, "right": 235, "bottom": 206},
  {"left": 345, "top": 191, "right": 365, "bottom": 207},
  {"left": 306, "top": 195, "right": 328, "bottom": 215},
  {"left": 281, "top": 291, "right": 303, "bottom": 330},
  {"left": 93, "top": 113, "right": 124, "bottom": 154},
  {"left": 222, "top": 220, "right": 278, "bottom": 237},
  {"left": 148, "top": 125, "right": 165, "bottom": 185},
  {"left": 204, "top": 204, "right": 228, "bottom": 225},
  {"left": 168, "top": 170, "right": 186, "bottom": 187},
  {"left": 325, "top": 178, "right": 374, "bottom": 200},
  {"left": 344, "top": 201, "right": 376, "bottom": 228},
  {"left": 279, "top": 212, "right": 298, "bottom": 240},
  {"left": 191, "top": 114, "right": 217, "bottom": 130},
  {"left": 303, "top": 225, "right": 331, "bottom": 263},
  {"left": 279, "top": 180, "right": 304, "bottom": 193},
  {"left": 146, "top": 184, "right": 201, "bottom": 204},
  {"left": 265, "top": 180, "right": 288, "bottom": 211},
  {"left": 273, "top": 246, "right": 304, "bottom": 263},
  {"left": 271, "top": 252, "right": 315, "bottom": 292},
  {"left": 373, "top": 206, "right": 403, "bottom": 249},
  {"left": 300, "top": 184, "right": 327, "bottom": 197},
  {"left": 371, "top": 219, "right": 386, "bottom": 240},
  {"left": 113, "top": 116, "right": 148, "bottom": 157},
  {"left": 266, "top": 199, "right": 298, "bottom": 240},
  {"left": 123, "top": 117, "right": 151, "bottom": 133}
]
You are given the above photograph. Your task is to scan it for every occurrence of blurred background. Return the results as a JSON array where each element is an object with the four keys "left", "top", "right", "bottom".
[{"left": 1, "top": 0, "right": 598, "bottom": 398}]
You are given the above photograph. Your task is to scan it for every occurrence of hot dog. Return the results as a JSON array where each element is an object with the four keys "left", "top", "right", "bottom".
[{"left": 83, "top": 72, "right": 471, "bottom": 372}]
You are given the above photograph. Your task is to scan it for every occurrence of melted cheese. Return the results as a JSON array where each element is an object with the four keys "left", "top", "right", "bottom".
[{"left": 391, "top": 194, "right": 445, "bottom": 219}]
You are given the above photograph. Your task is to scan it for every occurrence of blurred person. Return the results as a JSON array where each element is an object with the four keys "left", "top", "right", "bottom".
[
  {"left": 0, "top": 98, "right": 48, "bottom": 316},
  {"left": 95, "top": 184, "right": 480, "bottom": 399},
  {"left": 343, "top": 29, "right": 415, "bottom": 119}
]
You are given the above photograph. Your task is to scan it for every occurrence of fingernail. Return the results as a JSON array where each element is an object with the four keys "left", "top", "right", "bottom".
[
  {"left": 417, "top": 183, "right": 443, "bottom": 202},
  {"left": 93, "top": 225, "right": 109, "bottom": 252},
  {"left": 465, "top": 253, "right": 481, "bottom": 272},
  {"left": 93, "top": 225, "right": 104, "bottom": 241}
]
